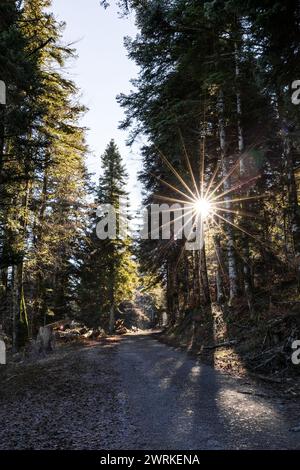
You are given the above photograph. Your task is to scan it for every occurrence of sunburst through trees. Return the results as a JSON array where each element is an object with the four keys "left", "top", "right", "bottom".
[{"left": 148, "top": 140, "right": 264, "bottom": 258}]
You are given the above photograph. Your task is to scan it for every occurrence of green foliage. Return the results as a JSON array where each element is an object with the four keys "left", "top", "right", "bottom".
[
  {"left": 0, "top": 0, "right": 89, "bottom": 345},
  {"left": 78, "top": 140, "right": 139, "bottom": 328},
  {"left": 112, "top": 0, "right": 300, "bottom": 320}
]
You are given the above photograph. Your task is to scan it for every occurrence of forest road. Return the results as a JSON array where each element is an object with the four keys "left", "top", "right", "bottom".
[{"left": 1, "top": 331, "right": 300, "bottom": 450}]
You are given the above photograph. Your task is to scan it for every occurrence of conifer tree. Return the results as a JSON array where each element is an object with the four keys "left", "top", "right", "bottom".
[
  {"left": 79, "top": 140, "right": 138, "bottom": 332},
  {"left": 107, "top": 0, "right": 298, "bottom": 322},
  {"left": 0, "top": 0, "right": 89, "bottom": 347}
]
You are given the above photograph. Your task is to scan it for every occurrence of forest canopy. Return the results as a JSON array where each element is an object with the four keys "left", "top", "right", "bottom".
[{"left": 1, "top": 0, "right": 300, "bottom": 353}]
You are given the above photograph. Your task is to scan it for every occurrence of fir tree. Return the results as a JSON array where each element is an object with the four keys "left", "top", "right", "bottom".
[{"left": 79, "top": 140, "right": 138, "bottom": 332}]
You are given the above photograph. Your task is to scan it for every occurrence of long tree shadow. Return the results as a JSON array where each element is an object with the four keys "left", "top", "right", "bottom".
[{"left": 120, "top": 327, "right": 300, "bottom": 450}]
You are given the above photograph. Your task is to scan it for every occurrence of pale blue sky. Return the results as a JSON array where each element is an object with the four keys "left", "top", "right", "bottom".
[{"left": 51, "top": 0, "right": 143, "bottom": 212}]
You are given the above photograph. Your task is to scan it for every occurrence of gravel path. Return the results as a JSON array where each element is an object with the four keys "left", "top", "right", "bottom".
[{"left": 0, "top": 332, "right": 300, "bottom": 450}]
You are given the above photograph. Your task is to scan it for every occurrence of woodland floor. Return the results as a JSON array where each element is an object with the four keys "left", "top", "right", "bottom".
[{"left": 0, "top": 331, "right": 300, "bottom": 450}]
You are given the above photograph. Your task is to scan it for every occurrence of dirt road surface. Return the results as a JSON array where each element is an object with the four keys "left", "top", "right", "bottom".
[{"left": 0, "top": 332, "right": 300, "bottom": 450}]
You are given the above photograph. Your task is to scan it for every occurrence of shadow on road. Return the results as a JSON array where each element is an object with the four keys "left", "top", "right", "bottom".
[{"left": 117, "top": 330, "right": 300, "bottom": 450}]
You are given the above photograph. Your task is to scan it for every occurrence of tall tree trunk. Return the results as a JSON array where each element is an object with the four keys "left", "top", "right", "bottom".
[
  {"left": 109, "top": 302, "right": 115, "bottom": 334},
  {"left": 0, "top": 103, "right": 5, "bottom": 178},
  {"left": 34, "top": 167, "right": 49, "bottom": 327},
  {"left": 12, "top": 264, "right": 19, "bottom": 353},
  {"left": 172, "top": 262, "right": 180, "bottom": 320},
  {"left": 0, "top": 265, "right": 8, "bottom": 328},
  {"left": 234, "top": 41, "right": 254, "bottom": 316},
  {"left": 0, "top": 102, "right": 6, "bottom": 329},
  {"left": 19, "top": 261, "right": 29, "bottom": 338},
  {"left": 284, "top": 133, "right": 300, "bottom": 259},
  {"left": 276, "top": 88, "right": 300, "bottom": 277},
  {"left": 109, "top": 264, "right": 115, "bottom": 334},
  {"left": 183, "top": 252, "right": 190, "bottom": 309},
  {"left": 199, "top": 241, "right": 211, "bottom": 306},
  {"left": 166, "top": 260, "right": 176, "bottom": 324},
  {"left": 193, "top": 251, "right": 200, "bottom": 308},
  {"left": 218, "top": 90, "right": 239, "bottom": 305},
  {"left": 214, "top": 235, "right": 225, "bottom": 303}
]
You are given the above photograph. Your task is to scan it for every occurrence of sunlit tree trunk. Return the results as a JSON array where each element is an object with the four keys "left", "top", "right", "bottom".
[
  {"left": 34, "top": 168, "right": 49, "bottom": 328},
  {"left": 218, "top": 90, "right": 239, "bottom": 305},
  {"left": 214, "top": 235, "right": 225, "bottom": 303}
]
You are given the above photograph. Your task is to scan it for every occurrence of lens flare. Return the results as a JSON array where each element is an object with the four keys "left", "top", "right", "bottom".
[
  {"left": 194, "top": 198, "right": 211, "bottom": 219},
  {"left": 148, "top": 134, "right": 264, "bottom": 270}
]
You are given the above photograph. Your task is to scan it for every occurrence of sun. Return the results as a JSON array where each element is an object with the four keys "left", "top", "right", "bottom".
[
  {"left": 151, "top": 138, "right": 262, "bottom": 252},
  {"left": 193, "top": 198, "right": 212, "bottom": 219}
]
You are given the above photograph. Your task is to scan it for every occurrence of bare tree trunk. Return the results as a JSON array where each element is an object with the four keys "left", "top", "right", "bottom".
[
  {"left": 109, "top": 261, "right": 116, "bottom": 335},
  {"left": 183, "top": 252, "right": 190, "bottom": 309},
  {"left": 235, "top": 41, "right": 254, "bottom": 316},
  {"left": 166, "top": 262, "right": 172, "bottom": 323},
  {"left": 18, "top": 176, "right": 30, "bottom": 337},
  {"left": 1, "top": 267, "right": 8, "bottom": 290},
  {"left": 166, "top": 260, "right": 176, "bottom": 324},
  {"left": 218, "top": 90, "right": 239, "bottom": 305},
  {"left": 284, "top": 133, "right": 300, "bottom": 258},
  {"left": 172, "top": 263, "right": 180, "bottom": 320},
  {"left": 193, "top": 251, "right": 200, "bottom": 308},
  {"left": 214, "top": 235, "right": 225, "bottom": 303},
  {"left": 0, "top": 104, "right": 6, "bottom": 329},
  {"left": 109, "top": 302, "right": 115, "bottom": 334},
  {"left": 200, "top": 241, "right": 211, "bottom": 306},
  {"left": 0, "top": 266, "right": 8, "bottom": 328},
  {"left": 34, "top": 168, "right": 49, "bottom": 327},
  {"left": 275, "top": 88, "right": 300, "bottom": 278},
  {"left": 12, "top": 264, "right": 19, "bottom": 353},
  {"left": 19, "top": 261, "right": 29, "bottom": 337},
  {"left": 283, "top": 132, "right": 300, "bottom": 290},
  {"left": 0, "top": 103, "right": 5, "bottom": 178}
]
